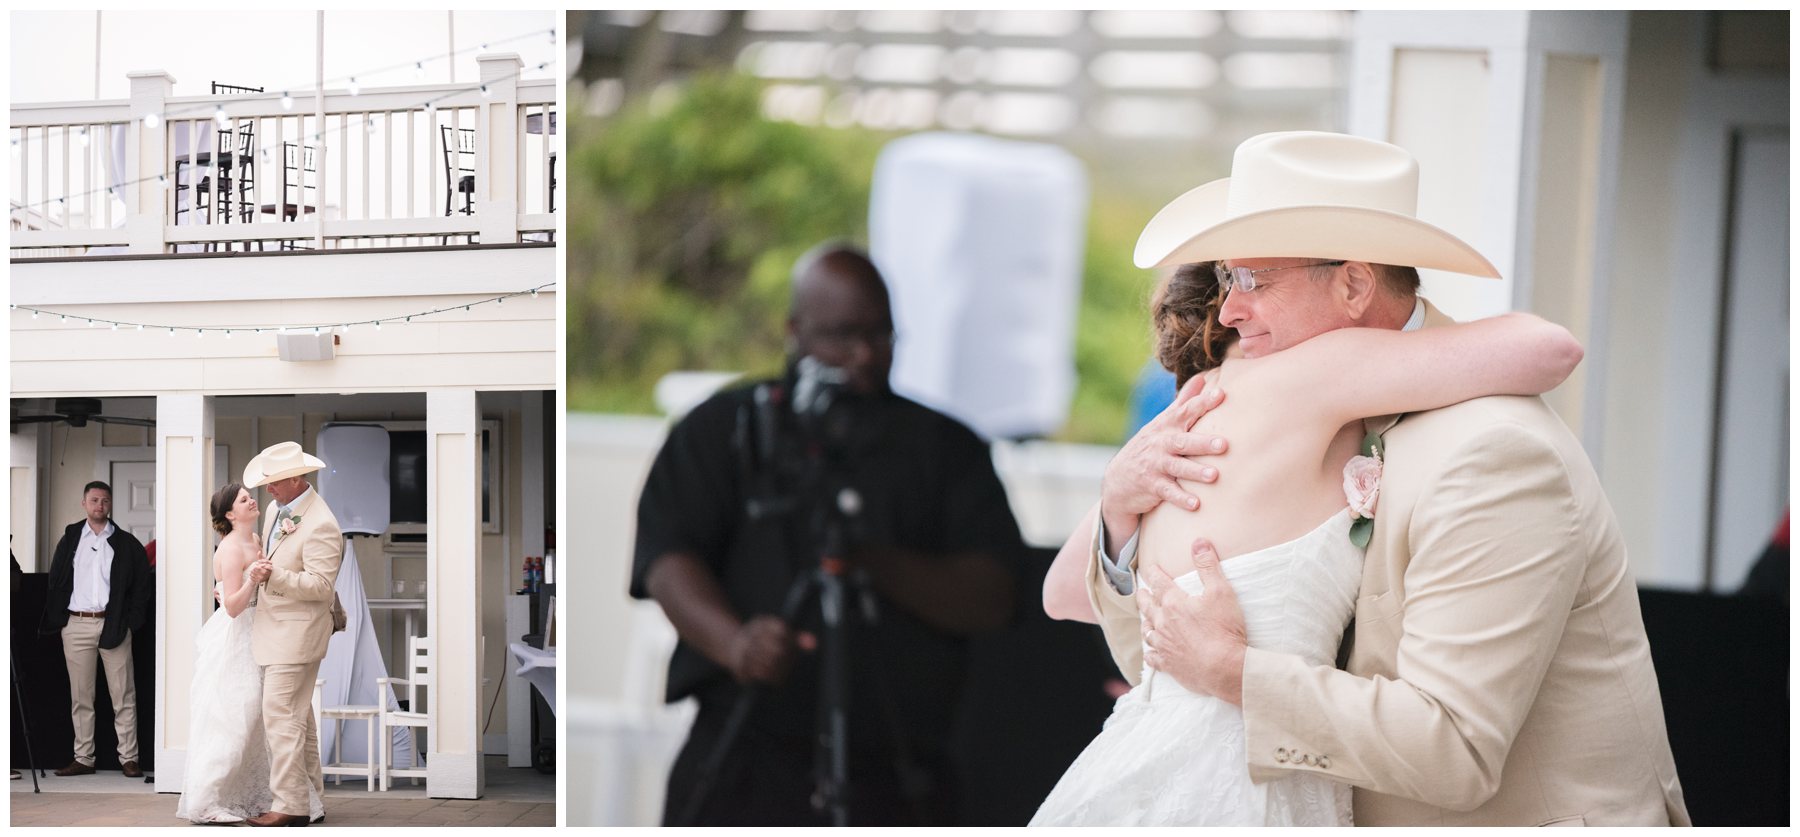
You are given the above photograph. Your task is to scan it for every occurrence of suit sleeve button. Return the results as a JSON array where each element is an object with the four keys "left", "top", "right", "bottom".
[
  {"left": 1274, "top": 748, "right": 1289, "bottom": 763},
  {"left": 1319, "top": 756, "right": 1331, "bottom": 769}
]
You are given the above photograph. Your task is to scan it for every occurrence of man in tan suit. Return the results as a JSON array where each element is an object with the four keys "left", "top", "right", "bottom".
[
  {"left": 241, "top": 442, "right": 342, "bottom": 828},
  {"left": 1060, "top": 132, "right": 1689, "bottom": 825}
]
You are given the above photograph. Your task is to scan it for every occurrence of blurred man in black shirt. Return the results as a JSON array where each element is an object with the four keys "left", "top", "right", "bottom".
[{"left": 632, "top": 244, "right": 1023, "bottom": 825}]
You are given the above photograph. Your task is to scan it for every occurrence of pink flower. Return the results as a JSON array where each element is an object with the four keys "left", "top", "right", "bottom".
[
  {"left": 279, "top": 518, "right": 298, "bottom": 536},
  {"left": 1343, "top": 454, "right": 1383, "bottom": 519}
]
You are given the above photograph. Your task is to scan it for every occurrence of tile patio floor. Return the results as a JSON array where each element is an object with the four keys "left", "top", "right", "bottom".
[{"left": 9, "top": 756, "right": 555, "bottom": 827}]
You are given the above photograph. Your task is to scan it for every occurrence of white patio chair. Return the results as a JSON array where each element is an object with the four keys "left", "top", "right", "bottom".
[
  {"left": 376, "top": 635, "right": 433, "bottom": 791},
  {"left": 313, "top": 678, "right": 382, "bottom": 792}
]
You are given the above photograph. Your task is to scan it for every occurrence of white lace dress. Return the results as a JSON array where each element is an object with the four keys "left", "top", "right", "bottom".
[
  {"left": 1031, "top": 508, "right": 1364, "bottom": 826},
  {"left": 175, "top": 571, "right": 324, "bottom": 824}
]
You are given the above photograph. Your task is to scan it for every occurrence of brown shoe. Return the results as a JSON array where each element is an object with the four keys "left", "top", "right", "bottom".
[
  {"left": 53, "top": 760, "right": 95, "bottom": 777},
  {"left": 120, "top": 760, "right": 143, "bottom": 778},
  {"left": 245, "top": 811, "right": 309, "bottom": 827}
]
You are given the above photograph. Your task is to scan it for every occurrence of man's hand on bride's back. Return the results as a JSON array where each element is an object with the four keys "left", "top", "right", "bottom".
[{"left": 1101, "top": 375, "right": 1229, "bottom": 527}]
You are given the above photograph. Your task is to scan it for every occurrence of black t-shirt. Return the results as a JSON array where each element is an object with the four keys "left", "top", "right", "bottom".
[{"left": 631, "top": 381, "right": 1023, "bottom": 753}]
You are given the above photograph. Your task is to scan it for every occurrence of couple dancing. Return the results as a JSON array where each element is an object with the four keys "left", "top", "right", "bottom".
[
  {"left": 176, "top": 442, "right": 343, "bottom": 826},
  {"left": 1033, "top": 132, "right": 1689, "bottom": 826}
]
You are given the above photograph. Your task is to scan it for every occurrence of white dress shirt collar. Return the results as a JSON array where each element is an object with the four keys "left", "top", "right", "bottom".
[{"left": 1403, "top": 297, "right": 1426, "bottom": 332}]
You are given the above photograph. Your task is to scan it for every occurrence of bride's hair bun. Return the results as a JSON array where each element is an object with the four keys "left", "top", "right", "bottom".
[
  {"left": 1153, "top": 261, "right": 1234, "bottom": 388},
  {"left": 210, "top": 482, "right": 247, "bottom": 536}
]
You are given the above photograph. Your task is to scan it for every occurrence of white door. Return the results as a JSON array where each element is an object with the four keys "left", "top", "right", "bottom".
[{"left": 111, "top": 460, "right": 156, "bottom": 545}]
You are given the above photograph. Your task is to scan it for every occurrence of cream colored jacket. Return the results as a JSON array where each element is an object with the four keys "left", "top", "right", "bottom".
[
  {"left": 251, "top": 489, "right": 343, "bottom": 667},
  {"left": 1085, "top": 303, "right": 1689, "bottom": 826}
]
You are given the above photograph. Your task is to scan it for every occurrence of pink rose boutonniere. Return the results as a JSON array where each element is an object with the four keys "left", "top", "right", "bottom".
[
  {"left": 1344, "top": 432, "right": 1385, "bottom": 548},
  {"left": 279, "top": 517, "right": 300, "bottom": 536}
]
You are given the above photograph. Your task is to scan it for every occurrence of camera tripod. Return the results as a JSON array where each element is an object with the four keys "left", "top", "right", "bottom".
[
  {"left": 12, "top": 644, "right": 43, "bottom": 792},
  {"left": 675, "top": 490, "right": 931, "bottom": 827}
]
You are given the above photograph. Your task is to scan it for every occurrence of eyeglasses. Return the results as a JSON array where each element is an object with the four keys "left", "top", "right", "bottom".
[{"left": 1213, "top": 260, "right": 1346, "bottom": 294}]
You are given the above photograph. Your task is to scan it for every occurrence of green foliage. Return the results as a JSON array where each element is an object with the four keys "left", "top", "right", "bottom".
[
  {"left": 567, "top": 71, "right": 1166, "bottom": 445},
  {"left": 567, "top": 73, "right": 882, "bottom": 413}
]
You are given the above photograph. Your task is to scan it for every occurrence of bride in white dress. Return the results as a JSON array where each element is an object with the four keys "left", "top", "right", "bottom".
[
  {"left": 1033, "top": 261, "right": 1582, "bottom": 826},
  {"left": 175, "top": 483, "right": 323, "bottom": 824}
]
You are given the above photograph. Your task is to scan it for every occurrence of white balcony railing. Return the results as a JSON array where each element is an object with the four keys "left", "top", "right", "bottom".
[{"left": 10, "top": 53, "right": 556, "bottom": 257}]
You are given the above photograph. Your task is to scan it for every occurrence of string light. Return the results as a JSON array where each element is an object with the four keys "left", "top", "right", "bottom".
[
  {"left": 12, "top": 286, "right": 553, "bottom": 336},
  {"left": 143, "top": 112, "right": 160, "bottom": 129},
  {"left": 415, "top": 62, "right": 426, "bottom": 79},
  {"left": 78, "top": 128, "right": 89, "bottom": 148},
  {"left": 479, "top": 84, "right": 491, "bottom": 98},
  {"left": 348, "top": 77, "right": 360, "bottom": 97},
  {"left": 280, "top": 91, "right": 294, "bottom": 111},
  {"left": 214, "top": 106, "right": 230, "bottom": 128}
]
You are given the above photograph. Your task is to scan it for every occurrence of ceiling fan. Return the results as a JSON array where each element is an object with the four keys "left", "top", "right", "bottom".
[{"left": 11, "top": 398, "right": 155, "bottom": 429}]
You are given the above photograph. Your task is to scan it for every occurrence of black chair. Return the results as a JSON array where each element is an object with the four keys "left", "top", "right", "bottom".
[
  {"left": 258, "top": 143, "right": 317, "bottom": 250},
  {"left": 172, "top": 84, "right": 264, "bottom": 236},
  {"left": 440, "top": 125, "right": 476, "bottom": 217}
]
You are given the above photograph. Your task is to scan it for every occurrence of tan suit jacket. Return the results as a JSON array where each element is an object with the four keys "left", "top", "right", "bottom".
[
  {"left": 252, "top": 490, "right": 343, "bottom": 666},
  {"left": 1085, "top": 302, "right": 1689, "bottom": 826}
]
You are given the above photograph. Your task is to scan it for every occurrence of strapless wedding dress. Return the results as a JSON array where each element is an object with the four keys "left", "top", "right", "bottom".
[
  {"left": 1032, "top": 509, "right": 1364, "bottom": 826},
  {"left": 175, "top": 571, "right": 323, "bottom": 824}
]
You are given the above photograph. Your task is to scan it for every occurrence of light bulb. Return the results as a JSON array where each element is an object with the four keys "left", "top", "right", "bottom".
[
  {"left": 281, "top": 92, "right": 294, "bottom": 111},
  {"left": 214, "top": 106, "right": 229, "bottom": 128},
  {"left": 348, "top": 77, "right": 360, "bottom": 96},
  {"left": 78, "top": 128, "right": 89, "bottom": 148},
  {"left": 144, "top": 113, "right": 161, "bottom": 129},
  {"left": 479, "top": 84, "right": 491, "bottom": 98},
  {"left": 415, "top": 62, "right": 426, "bottom": 79}
]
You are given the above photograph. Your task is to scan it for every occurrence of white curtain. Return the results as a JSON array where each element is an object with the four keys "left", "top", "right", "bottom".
[{"left": 319, "top": 538, "right": 417, "bottom": 770}]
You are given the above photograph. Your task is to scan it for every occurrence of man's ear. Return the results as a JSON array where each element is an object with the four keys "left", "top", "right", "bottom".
[{"left": 1340, "top": 262, "right": 1380, "bottom": 319}]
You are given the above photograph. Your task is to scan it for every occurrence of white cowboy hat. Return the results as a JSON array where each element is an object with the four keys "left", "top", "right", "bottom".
[
  {"left": 1134, "top": 131, "right": 1500, "bottom": 277},
  {"left": 242, "top": 441, "right": 326, "bottom": 488}
]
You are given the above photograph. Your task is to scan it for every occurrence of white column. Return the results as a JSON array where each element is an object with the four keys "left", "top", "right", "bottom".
[
  {"left": 1348, "top": 11, "right": 1628, "bottom": 451},
  {"left": 126, "top": 71, "right": 175, "bottom": 255},
  {"left": 426, "top": 388, "right": 484, "bottom": 798},
  {"left": 475, "top": 53, "right": 523, "bottom": 245},
  {"left": 152, "top": 394, "right": 214, "bottom": 792}
]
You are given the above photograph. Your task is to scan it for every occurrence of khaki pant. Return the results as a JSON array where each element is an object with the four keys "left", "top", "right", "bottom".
[
  {"left": 262, "top": 660, "right": 325, "bottom": 817},
  {"left": 61, "top": 615, "right": 138, "bottom": 765}
]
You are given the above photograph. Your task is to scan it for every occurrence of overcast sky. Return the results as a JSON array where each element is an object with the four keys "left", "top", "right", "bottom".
[{"left": 11, "top": 10, "right": 557, "bottom": 103}]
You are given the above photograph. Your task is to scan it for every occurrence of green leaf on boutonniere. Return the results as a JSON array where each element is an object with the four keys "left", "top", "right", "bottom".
[
  {"left": 1349, "top": 517, "right": 1373, "bottom": 549},
  {"left": 1360, "top": 431, "right": 1385, "bottom": 460}
]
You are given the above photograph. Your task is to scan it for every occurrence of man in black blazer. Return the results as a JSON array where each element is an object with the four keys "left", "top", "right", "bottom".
[{"left": 39, "top": 481, "right": 150, "bottom": 778}]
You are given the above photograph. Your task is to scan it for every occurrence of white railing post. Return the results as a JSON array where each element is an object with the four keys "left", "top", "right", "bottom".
[
  {"left": 127, "top": 71, "right": 175, "bottom": 254},
  {"left": 475, "top": 53, "right": 522, "bottom": 245}
]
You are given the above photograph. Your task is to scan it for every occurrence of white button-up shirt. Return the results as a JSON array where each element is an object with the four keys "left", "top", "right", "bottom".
[{"left": 69, "top": 520, "right": 115, "bottom": 613}]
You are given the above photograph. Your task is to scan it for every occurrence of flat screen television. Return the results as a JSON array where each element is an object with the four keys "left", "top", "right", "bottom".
[{"left": 390, "top": 430, "right": 427, "bottom": 524}]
